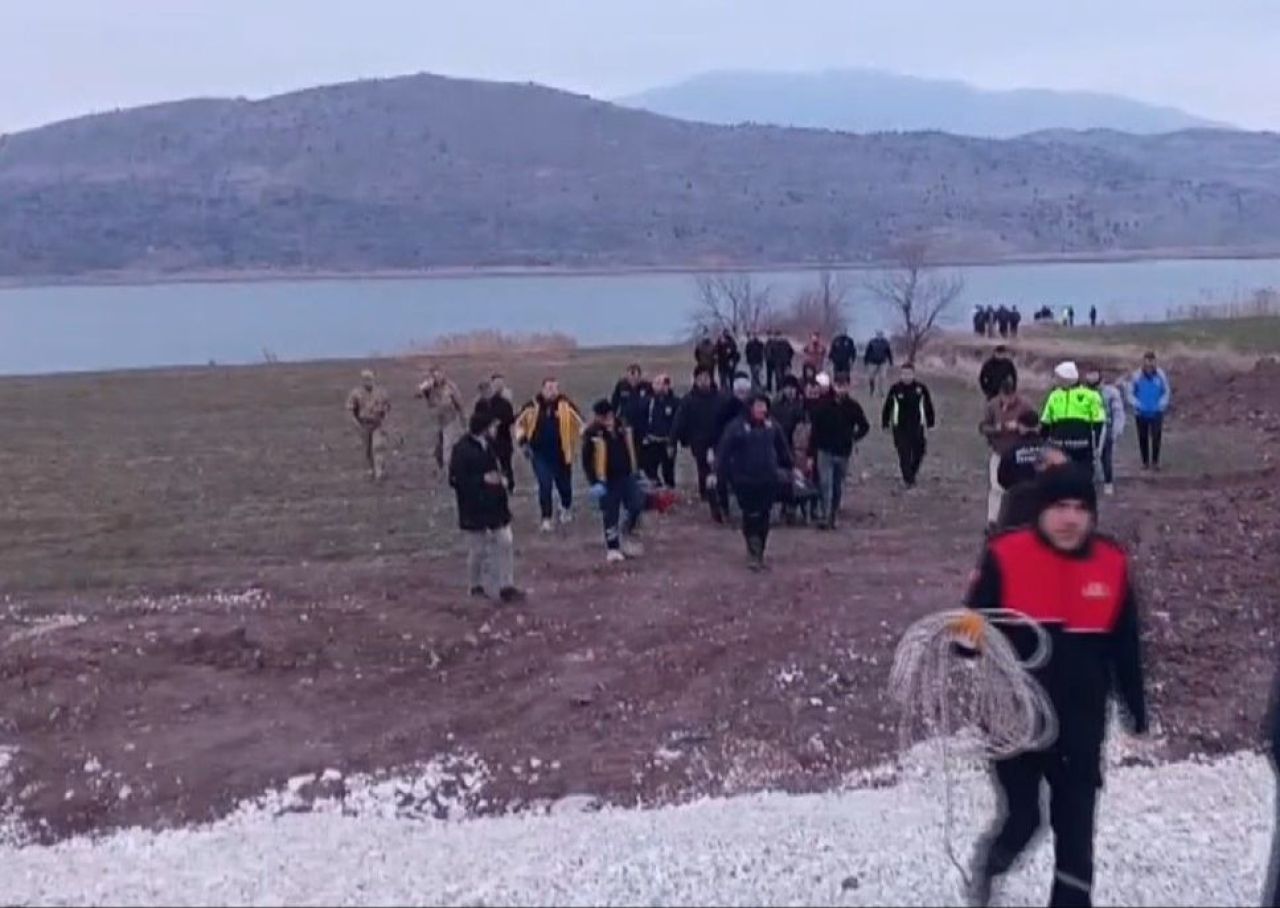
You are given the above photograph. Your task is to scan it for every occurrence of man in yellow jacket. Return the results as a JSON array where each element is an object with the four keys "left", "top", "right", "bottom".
[
  {"left": 1041, "top": 361, "right": 1106, "bottom": 478},
  {"left": 515, "top": 378, "right": 585, "bottom": 532}
]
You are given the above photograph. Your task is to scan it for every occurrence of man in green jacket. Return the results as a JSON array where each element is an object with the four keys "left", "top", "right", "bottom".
[{"left": 1041, "top": 361, "right": 1106, "bottom": 479}]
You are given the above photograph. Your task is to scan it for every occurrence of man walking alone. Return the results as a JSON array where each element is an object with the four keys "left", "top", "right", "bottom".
[
  {"left": 346, "top": 369, "right": 391, "bottom": 481},
  {"left": 448, "top": 410, "right": 525, "bottom": 603},
  {"left": 863, "top": 330, "right": 894, "bottom": 396},
  {"left": 882, "top": 364, "right": 936, "bottom": 487},
  {"left": 1127, "top": 351, "right": 1171, "bottom": 471},
  {"left": 809, "top": 373, "right": 870, "bottom": 529}
]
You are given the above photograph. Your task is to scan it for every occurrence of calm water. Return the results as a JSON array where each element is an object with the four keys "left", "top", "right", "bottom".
[{"left": 3, "top": 257, "right": 1280, "bottom": 375}]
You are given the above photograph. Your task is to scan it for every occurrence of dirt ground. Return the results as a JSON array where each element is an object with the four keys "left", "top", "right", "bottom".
[{"left": 0, "top": 341, "right": 1276, "bottom": 842}]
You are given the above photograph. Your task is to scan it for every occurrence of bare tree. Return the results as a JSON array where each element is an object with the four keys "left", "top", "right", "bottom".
[
  {"left": 865, "top": 241, "right": 965, "bottom": 362},
  {"left": 780, "top": 269, "right": 851, "bottom": 336},
  {"left": 690, "top": 274, "right": 775, "bottom": 337}
]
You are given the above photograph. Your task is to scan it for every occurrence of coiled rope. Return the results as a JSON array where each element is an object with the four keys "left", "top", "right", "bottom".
[{"left": 887, "top": 609, "right": 1058, "bottom": 885}]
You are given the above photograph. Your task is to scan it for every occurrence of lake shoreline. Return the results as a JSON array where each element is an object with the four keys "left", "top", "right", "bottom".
[{"left": 4, "top": 245, "right": 1280, "bottom": 292}]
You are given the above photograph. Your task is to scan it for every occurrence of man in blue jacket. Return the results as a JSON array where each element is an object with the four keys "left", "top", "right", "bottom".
[
  {"left": 1127, "top": 352, "right": 1171, "bottom": 471},
  {"left": 716, "top": 394, "right": 793, "bottom": 570}
]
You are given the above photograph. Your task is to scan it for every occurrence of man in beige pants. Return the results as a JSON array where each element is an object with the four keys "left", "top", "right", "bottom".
[{"left": 979, "top": 376, "right": 1034, "bottom": 532}]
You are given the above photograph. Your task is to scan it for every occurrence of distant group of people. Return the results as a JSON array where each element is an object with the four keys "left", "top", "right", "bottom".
[
  {"left": 975, "top": 343, "right": 1172, "bottom": 535},
  {"left": 971, "top": 304, "right": 1023, "bottom": 338},
  {"left": 1029, "top": 303, "right": 1102, "bottom": 328}
]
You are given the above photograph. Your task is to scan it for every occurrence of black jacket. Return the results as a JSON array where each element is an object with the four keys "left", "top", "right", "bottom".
[
  {"left": 476, "top": 394, "right": 516, "bottom": 454},
  {"left": 766, "top": 338, "right": 795, "bottom": 368},
  {"left": 829, "top": 334, "right": 857, "bottom": 371},
  {"left": 645, "top": 391, "right": 681, "bottom": 442},
  {"left": 582, "top": 423, "right": 638, "bottom": 485},
  {"left": 714, "top": 336, "right": 741, "bottom": 371},
  {"left": 673, "top": 386, "right": 726, "bottom": 451},
  {"left": 448, "top": 435, "right": 512, "bottom": 531},
  {"left": 968, "top": 529, "right": 1147, "bottom": 776},
  {"left": 882, "top": 381, "right": 936, "bottom": 432},
  {"left": 809, "top": 396, "right": 871, "bottom": 457},
  {"left": 715, "top": 395, "right": 750, "bottom": 446},
  {"left": 695, "top": 339, "right": 716, "bottom": 370},
  {"left": 745, "top": 338, "right": 766, "bottom": 366},
  {"left": 770, "top": 394, "right": 805, "bottom": 448},
  {"left": 716, "top": 416, "right": 794, "bottom": 488},
  {"left": 863, "top": 336, "right": 893, "bottom": 366},
  {"left": 979, "top": 356, "right": 1019, "bottom": 399},
  {"left": 611, "top": 379, "right": 654, "bottom": 436}
]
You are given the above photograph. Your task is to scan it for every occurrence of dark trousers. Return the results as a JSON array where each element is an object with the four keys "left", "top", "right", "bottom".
[
  {"left": 691, "top": 445, "right": 726, "bottom": 520},
  {"left": 1099, "top": 436, "right": 1114, "bottom": 485},
  {"left": 494, "top": 443, "right": 515, "bottom": 491},
  {"left": 765, "top": 362, "right": 778, "bottom": 393},
  {"left": 601, "top": 476, "right": 644, "bottom": 550},
  {"left": 531, "top": 453, "right": 572, "bottom": 519},
  {"left": 1135, "top": 414, "right": 1164, "bottom": 467},
  {"left": 1265, "top": 775, "right": 1279, "bottom": 908},
  {"left": 976, "top": 751, "right": 1100, "bottom": 907},
  {"left": 735, "top": 482, "right": 777, "bottom": 557},
  {"left": 893, "top": 427, "right": 927, "bottom": 485},
  {"left": 717, "top": 364, "right": 735, "bottom": 389},
  {"left": 641, "top": 441, "right": 675, "bottom": 488},
  {"left": 749, "top": 363, "right": 764, "bottom": 389}
]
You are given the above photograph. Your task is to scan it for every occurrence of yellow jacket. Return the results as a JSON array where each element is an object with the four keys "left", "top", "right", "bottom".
[
  {"left": 1042, "top": 386, "right": 1105, "bottom": 426},
  {"left": 515, "top": 395, "right": 584, "bottom": 467}
]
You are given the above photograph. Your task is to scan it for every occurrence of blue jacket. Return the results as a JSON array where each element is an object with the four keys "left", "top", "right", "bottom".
[
  {"left": 645, "top": 391, "right": 681, "bottom": 443},
  {"left": 1128, "top": 367, "right": 1171, "bottom": 417}
]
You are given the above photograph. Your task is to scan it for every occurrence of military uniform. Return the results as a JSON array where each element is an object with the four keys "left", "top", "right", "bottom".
[
  {"left": 419, "top": 376, "right": 465, "bottom": 472},
  {"left": 347, "top": 379, "right": 392, "bottom": 480}
]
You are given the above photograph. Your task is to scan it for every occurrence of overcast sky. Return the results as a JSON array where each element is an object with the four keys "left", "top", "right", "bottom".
[{"left": 3, "top": 0, "right": 1278, "bottom": 132}]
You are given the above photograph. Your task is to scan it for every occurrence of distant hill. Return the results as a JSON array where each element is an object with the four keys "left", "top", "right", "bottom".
[
  {"left": 618, "top": 69, "right": 1228, "bottom": 138},
  {"left": 1, "top": 72, "right": 1278, "bottom": 280}
]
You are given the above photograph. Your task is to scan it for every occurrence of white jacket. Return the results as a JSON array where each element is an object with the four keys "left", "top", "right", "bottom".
[{"left": 1101, "top": 384, "right": 1127, "bottom": 440}]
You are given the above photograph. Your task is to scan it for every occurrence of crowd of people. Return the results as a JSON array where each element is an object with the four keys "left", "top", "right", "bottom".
[
  {"left": 974, "top": 302, "right": 1108, "bottom": 336},
  {"left": 346, "top": 327, "right": 1277, "bottom": 908}
]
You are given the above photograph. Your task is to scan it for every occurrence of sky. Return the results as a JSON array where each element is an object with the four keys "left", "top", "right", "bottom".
[{"left": 2, "top": 0, "right": 1278, "bottom": 133}]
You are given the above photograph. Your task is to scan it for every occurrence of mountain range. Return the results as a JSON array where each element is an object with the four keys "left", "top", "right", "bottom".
[
  {"left": 1, "top": 72, "right": 1277, "bottom": 280},
  {"left": 618, "top": 69, "right": 1228, "bottom": 138}
]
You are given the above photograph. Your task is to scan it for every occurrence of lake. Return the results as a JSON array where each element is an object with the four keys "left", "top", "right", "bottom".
[{"left": 3, "top": 257, "right": 1280, "bottom": 375}]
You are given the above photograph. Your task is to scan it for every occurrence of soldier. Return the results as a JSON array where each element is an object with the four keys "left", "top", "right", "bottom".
[
  {"left": 417, "top": 365, "right": 465, "bottom": 475},
  {"left": 346, "top": 369, "right": 391, "bottom": 481}
]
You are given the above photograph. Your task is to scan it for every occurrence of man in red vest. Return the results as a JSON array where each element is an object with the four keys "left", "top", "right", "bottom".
[{"left": 962, "top": 465, "right": 1148, "bottom": 907}]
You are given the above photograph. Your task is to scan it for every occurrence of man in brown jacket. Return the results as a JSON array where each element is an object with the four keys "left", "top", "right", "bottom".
[{"left": 980, "top": 376, "right": 1035, "bottom": 532}]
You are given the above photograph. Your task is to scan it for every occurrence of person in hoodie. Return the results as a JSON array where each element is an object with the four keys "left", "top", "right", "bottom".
[
  {"left": 714, "top": 329, "right": 742, "bottom": 390},
  {"left": 672, "top": 366, "right": 728, "bottom": 518},
  {"left": 963, "top": 465, "right": 1147, "bottom": 908},
  {"left": 1042, "top": 360, "right": 1106, "bottom": 478},
  {"left": 582, "top": 399, "right": 646, "bottom": 563},
  {"left": 745, "top": 331, "right": 767, "bottom": 389},
  {"left": 882, "top": 363, "right": 936, "bottom": 487},
  {"left": 611, "top": 363, "right": 654, "bottom": 439},
  {"left": 715, "top": 393, "right": 794, "bottom": 570},
  {"left": 641, "top": 373, "right": 680, "bottom": 489},
  {"left": 829, "top": 330, "right": 858, "bottom": 376},
  {"left": 1127, "top": 351, "right": 1171, "bottom": 471},
  {"left": 1086, "top": 368, "right": 1126, "bottom": 496},
  {"left": 979, "top": 345, "right": 1019, "bottom": 401},
  {"left": 863, "top": 330, "right": 894, "bottom": 396},
  {"left": 808, "top": 372, "right": 871, "bottom": 530},
  {"left": 514, "top": 377, "right": 584, "bottom": 532}
]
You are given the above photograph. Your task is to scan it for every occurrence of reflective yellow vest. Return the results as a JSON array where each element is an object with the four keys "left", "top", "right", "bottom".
[{"left": 1042, "top": 386, "right": 1105, "bottom": 427}]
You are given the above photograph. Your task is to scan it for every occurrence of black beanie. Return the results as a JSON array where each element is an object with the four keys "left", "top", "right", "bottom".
[
  {"left": 469, "top": 409, "right": 495, "bottom": 436},
  {"left": 1036, "top": 464, "right": 1098, "bottom": 515},
  {"left": 592, "top": 398, "right": 614, "bottom": 417}
]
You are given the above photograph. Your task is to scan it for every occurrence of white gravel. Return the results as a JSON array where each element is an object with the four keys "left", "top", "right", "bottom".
[{"left": 0, "top": 753, "right": 1273, "bottom": 907}]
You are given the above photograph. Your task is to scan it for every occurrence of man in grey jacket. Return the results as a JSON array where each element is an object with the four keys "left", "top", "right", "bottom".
[{"left": 1086, "top": 368, "right": 1127, "bottom": 495}]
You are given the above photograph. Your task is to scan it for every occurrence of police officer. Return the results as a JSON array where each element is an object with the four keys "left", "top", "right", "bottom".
[{"left": 1041, "top": 361, "right": 1106, "bottom": 478}]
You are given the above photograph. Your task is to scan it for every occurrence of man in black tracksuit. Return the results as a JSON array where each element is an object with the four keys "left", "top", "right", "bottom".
[
  {"left": 642, "top": 374, "right": 680, "bottom": 488},
  {"left": 611, "top": 364, "right": 654, "bottom": 439},
  {"left": 881, "top": 364, "right": 936, "bottom": 487},
  {"left": 765, "top": 330, "right": 795, "bottom": 393},
  {"left": 673, "top": 367, "right": 727, "bottom": 517},
  {"left": 964, "top": 466, "right": 1147, "bottom": 908},
  {"left": 829, "top": 332, "right": 857, "bottom": 376},
  {"left": 476, "top": 373, "right": 517, "bottom": 491},
  {"left": 714, "top": 329, "right": 741, "bottom": 390},
  {"left": 770, "top": 377, "right": 805, "bottom": 450},
  {"left": 979, "top": 346, "right": 1019, "bottom": 400},
  {"left": 745, "top": 332, "right": 766, "bottom": 389},
  {"left": 716, "top": 394, "right": 793, "bottom": 569},
  {"left": 582, "top": 399, "right": 645, "bottom": 562}
]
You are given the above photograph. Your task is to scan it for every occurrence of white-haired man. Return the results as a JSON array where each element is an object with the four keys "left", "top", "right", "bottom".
[{"left": 1041, "top": 361, "right": 1106, "bottom": 479}]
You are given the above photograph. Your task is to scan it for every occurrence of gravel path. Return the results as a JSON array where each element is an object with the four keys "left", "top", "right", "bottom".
[{"left": 1, "top": 754, "right": 1273, "bottom": 907}]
